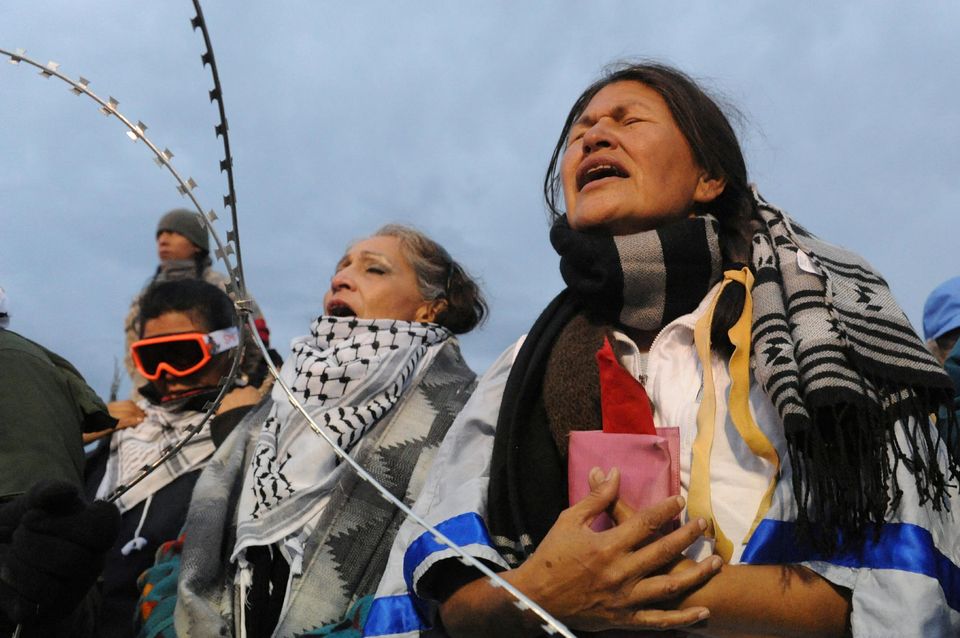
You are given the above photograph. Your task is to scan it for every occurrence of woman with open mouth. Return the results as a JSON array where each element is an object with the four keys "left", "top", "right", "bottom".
[
  {"left": 136, "top": 224, "right": 486, "bottom": 638},
  {"left": 86, "top": 278, "right": 261, "bottom": 638},
  {"left": 368, "top": 63, "right": 960, "bottom": 637}
]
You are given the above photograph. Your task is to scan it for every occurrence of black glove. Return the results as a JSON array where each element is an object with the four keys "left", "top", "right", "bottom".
[
  {"left": 0, "top": 480, "right": 120, "bottom": 624},
  {"left": 0, "top": 495, "right": 29, "bottom": 544}
]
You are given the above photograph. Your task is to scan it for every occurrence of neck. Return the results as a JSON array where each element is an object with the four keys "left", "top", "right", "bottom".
[{"left": 620, "top": 326, "right": 656, "bottom": 353}]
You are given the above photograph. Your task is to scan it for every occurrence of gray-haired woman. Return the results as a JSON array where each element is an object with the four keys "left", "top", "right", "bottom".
[{"left": 136, "top": 224, "right": 486, "bottom": 638}]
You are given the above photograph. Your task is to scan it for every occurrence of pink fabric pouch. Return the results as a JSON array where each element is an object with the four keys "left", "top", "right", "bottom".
[{"left": 568, "top": 426, "right": 680, "bottom": 532}]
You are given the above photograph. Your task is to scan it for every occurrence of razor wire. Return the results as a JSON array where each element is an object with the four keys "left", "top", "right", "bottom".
[
  {"left": 0, "top": 46, "right": 250, "bottom": 507},
  {"left": 2, "top": 17, "right": 576, "bottom": 636}
]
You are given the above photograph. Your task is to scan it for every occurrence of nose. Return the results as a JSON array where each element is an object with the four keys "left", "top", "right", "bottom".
[
  {"left": 581, "top": 118, "right": 618, "bottom": 154},
  {"left": 329, "top": 269, "right": 355, "bottom": 292}
]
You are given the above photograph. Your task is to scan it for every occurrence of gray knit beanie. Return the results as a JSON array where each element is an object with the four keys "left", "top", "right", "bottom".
[{"left": 156, "top": 208, "right": 209, "bottom": 253}]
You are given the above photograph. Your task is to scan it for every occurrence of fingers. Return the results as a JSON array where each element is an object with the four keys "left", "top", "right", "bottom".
[
  {"left": 108, "top": 400, "right": 144, "bottom": 418},
  {"left": 608, "top": 495, "right": 687, "bottom": 548},
  {"left": 619, "top": 515, "right": 708, "bottom": 577},
  {"left": 115, "top": 416, "right": 143, "bottom": 430},
  {"left": 108, "top": 400, "right": 146, "bottom": 428},
  {"left": 587, "top": 466, "right": 636, "bottom": 525},
  {"left": 624, "top": 606, "right": 712, "bottom": 631},
  {"left": 568, "top": 467, "right": 622, "bottom": 525},
  {"left": 627, "top": 554, "right": 722, "bottom": 605}
]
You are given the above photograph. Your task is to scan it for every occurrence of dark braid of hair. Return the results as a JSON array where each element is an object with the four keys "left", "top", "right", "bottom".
[{"left": 436, "top": 260, "right": 487, "bottom": 334}]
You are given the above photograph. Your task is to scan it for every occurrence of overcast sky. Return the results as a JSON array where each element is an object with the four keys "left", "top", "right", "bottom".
[{"left": 2, "top": 2, "right": 958, "bottom": 397}]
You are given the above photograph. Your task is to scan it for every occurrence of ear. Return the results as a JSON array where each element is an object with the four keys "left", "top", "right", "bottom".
[
  {"left": 414, "top": 299, "right": 447, "bottom": 324},
  {"left": 693, "top": 173, "right": 726, "bottom": 205}
]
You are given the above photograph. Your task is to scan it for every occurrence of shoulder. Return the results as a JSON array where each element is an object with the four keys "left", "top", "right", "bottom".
[
  {"left": 0, "top": 330, "right": 58, "bottom": 371},
  {"left": 427, "top": 339, "right": 477, "bottom": 384},
  {"left": 202, "top": 269, "right": 231, "bottom": 291}
]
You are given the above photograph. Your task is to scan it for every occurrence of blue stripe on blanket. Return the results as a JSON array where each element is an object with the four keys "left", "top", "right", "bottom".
[
  {"left": 402, "top": 512, "right": 493, "bottom": 591},
  {"left": 743, "top": 520, "right": 960, "bottom": 611},
  {"left": 364, "top": 594, "right": 426, "bottom": 636}
]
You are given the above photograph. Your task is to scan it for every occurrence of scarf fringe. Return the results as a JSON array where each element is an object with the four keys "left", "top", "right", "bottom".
[{"left": 786, "top": 381, "right": 959, "bottom": 554}]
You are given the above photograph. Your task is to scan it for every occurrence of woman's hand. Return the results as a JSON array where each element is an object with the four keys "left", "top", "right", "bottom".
[
  {"left": 509, "top": 467, "right": 721, "bottom": 632},
  {"left": 588, "top": 471, "right": 851, "bottom": 637},
  {"left": 215, "top": 385, "right": 261, "bottom": 415},
  {"left": 84, "top": 400, "right": 147, "bottom": 443},
  {"left": 107, "top": 400, "right": 146, "bottom": 430},
  {"left": 441, "top": 467, "right": 720, "bottom": 636}
]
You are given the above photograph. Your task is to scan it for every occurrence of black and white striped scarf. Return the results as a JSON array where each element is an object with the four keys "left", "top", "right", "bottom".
[
  {"left": 492, "top": 197, "right": 957, "bottom": 560},
  {"left": 232, "top": 316, "right": 449, "bottom": 572},
  {"left": 750, "top": 191, "right": 957, "bottom": 539},
  {"left": 550, "top": 214, "right": 723, "bottom": 330}
]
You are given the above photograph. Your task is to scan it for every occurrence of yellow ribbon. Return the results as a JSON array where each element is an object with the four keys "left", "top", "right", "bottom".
[{"left": 688, "top": 267, "right": 780, "bottom": 562}]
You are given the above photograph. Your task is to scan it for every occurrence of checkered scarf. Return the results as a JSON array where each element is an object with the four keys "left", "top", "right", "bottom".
[
  {"left": 96, "top": 400, "right": 214, "bottom": 513},
  {"left": 232, "top": 316, "right": 449, "bottom": 569}
]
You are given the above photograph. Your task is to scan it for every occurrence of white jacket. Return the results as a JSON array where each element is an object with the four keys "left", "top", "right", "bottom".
[{"left": 366, "top": 287, "right": 960, "bottom": 637}]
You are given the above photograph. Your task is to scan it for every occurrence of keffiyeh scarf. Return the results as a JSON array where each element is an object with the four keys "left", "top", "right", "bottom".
[
  {"left": 96, "top": 401, "right": 214, "bottom": 514},
  {"left": 232, "top": 316, "right": 449, "bottom": 572}
]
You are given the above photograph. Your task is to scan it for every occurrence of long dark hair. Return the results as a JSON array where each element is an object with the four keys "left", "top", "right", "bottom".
[{"left": 545, "top": 62, "right": 754, "bottom": 352}]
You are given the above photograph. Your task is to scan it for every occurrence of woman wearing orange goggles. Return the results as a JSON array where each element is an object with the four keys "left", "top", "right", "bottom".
[
  {"left": 130, "top": 325, "right": 240, "bottom": 382},
  {"left": 85, "top": 279, "right": 261, "bottom": 638}
]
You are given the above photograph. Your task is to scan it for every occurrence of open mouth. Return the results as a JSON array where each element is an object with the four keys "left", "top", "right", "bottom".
[
  {"left": 326, "top": 301, "right": 356, "bottom": 318},
  {"left": 576, "top": 159, "right": 628, "bottom": 191}
]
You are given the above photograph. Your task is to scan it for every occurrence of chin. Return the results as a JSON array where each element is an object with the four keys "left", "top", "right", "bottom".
[{"left": 568, "top": 211, "right": 621, "bottom": 234}]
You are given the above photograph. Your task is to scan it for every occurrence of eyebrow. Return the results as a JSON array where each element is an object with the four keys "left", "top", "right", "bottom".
[
  {"left": 336, "top": 250, "right": 393, "bottom": 269},
  {"left": 573, "top": 100, "right": 652, "bottom": 129}
]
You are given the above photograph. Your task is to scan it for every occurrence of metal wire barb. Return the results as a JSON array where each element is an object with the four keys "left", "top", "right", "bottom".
[{"left": 190, "top": 0, "right": 245, "bottom": 293}]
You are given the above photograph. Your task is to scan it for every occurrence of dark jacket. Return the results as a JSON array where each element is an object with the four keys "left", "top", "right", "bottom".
[
  {"left": 0, "top": 329, "right": 113, "bottom": 638},
  {"left": 0, "top": 329, "right": 111, "bottom": 501}
]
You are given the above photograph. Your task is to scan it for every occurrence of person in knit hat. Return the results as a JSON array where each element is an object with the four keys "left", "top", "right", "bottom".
[{"left": 121, "top": 209, "right": 273, "bottom": 401}]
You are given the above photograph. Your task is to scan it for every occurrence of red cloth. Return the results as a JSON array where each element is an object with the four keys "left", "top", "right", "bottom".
[
  {"left": 596, "top": 336, "right": 656, "bottom": 435},
  {"left": 253, "top": 317, "right": 271, "bottom": 346}
]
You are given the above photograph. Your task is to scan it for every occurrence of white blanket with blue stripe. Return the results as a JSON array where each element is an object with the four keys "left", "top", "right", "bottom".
[{"left": 365, "top": 343, "right": 960, "bottom": 637}]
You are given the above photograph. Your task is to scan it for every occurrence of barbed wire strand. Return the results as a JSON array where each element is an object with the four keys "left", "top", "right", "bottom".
[
  {"left": 189, "top": 0, "right": 245, "bottom": 293},
  {"left": 1, "top": 44, "right": 574, "bottom": 637}
]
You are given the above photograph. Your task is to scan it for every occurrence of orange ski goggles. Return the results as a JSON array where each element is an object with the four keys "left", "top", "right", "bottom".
[{"left": 131, "top": 326, "right": 240, "bottom": 380}]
